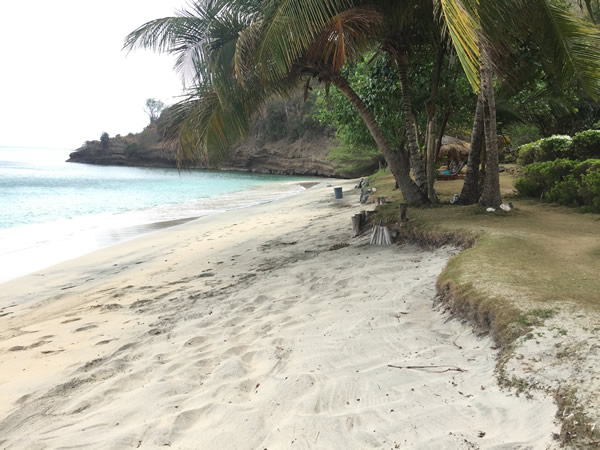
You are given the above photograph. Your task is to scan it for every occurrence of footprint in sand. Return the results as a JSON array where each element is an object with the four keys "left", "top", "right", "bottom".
[
  {"left": 8, "top": 339, "right": 51, "bottom": 351},
  {"left": 8, "top": 345, "right": 26, "bottom": 352},
  {"left": 61, "top": 317, "right": 81, "bottom": 324},
  {"left": 74, "top": 324, "right": 98, "bottom": 332}
]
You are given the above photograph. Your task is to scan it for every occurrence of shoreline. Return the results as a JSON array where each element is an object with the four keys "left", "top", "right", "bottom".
[
  {"left": 0, "top": 180, "right": 559, "bottom": 448},
  {"left": 0, "top": 180, "right": 315, "bottom": 284}
]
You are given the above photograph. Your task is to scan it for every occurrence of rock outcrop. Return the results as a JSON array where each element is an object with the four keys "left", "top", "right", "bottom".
[
  {"left": 67, "top": 90, "right": 374, "bottom": 178},
  {"left": 221, "top": 135, "right": 338, "bottom": 176},
  {"left": 67, "top": 133, "right": 343, "bottom": 177},
  {"left": 67, "top": 135, "right": 177, "bottom": 168}
]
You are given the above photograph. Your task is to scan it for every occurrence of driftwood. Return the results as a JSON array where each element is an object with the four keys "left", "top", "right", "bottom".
[
  {"left": 351, "top": 214, "right": 364, "bottom": 237},
  {"left": 351, "top": 210, "right": 372, "bottom": 237},
  {"left": 388, "top": 364, "right": 466, "bottom": 373},
  {"left": 370, "top": 221, "right": 391, "bottom": 246}
]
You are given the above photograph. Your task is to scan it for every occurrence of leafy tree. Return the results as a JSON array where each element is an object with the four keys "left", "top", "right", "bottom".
[
  {"left": 145, "top": 98, "right": 165, "bottom": 123},
  {"left": 315, "top": 51, "right": 475, "bottom": 176},
  {"left": 100, "top": 132, "right": 110, "bottom": 152}
]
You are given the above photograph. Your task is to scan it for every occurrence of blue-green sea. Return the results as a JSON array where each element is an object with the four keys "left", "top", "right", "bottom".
[{"left": 0, "top": 147, "right": 311, "bottom": 282}]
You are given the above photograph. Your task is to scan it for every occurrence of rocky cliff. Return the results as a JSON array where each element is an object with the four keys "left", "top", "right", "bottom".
[
  {"left": 67, "top": 132, "right": 344, "bottom": 177},
  {"left": 67, "top": 91, "right": 379, "bottom": 178},
  {"left": 67, "top": 134, "right": 177, "bottom": 168}
]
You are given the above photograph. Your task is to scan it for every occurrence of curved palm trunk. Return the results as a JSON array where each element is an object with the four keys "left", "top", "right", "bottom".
[
  {"left": 396, "top": 52, "right": 428, "bottom": 196},
  {"left": 333, "top": 76, "right": 429, "bottom": 206},
  {"left": 457, "top": 91, "right": 484, "bottom": 204},
  {"left": 478, "top": 49, "right": 502, "bottom": 208}
]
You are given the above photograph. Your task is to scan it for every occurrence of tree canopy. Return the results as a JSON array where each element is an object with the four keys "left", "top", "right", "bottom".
[{"left": 124, "top": 0, "right": 600, "bottom": 206}]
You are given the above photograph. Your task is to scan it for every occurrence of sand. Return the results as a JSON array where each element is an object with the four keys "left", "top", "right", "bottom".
[{"left": 0, "top": 180, "right": 559, "bottom": 449}]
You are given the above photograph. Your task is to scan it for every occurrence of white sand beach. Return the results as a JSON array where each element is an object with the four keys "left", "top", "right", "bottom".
[{"left": 0, "top": 180, "right": 559, "bottom": 449}]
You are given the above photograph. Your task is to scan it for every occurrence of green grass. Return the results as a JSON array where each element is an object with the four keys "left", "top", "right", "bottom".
[{"left": 369, "top": 169, "right": 600, "bottom": 346}]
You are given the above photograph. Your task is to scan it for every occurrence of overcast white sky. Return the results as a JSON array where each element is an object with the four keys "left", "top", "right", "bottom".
[{"left": 0, "top": 1, "right": 188, "bottom": 149}]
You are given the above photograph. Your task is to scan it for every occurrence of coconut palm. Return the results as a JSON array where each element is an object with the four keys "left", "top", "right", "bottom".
[
  {"left": 234, "top": 0, "right": 600, "bottom": 207},
  {"left": 125, "top": 1, "right": 297, "bottom": 167},
  {"left": 126, "top": 0, "right": 600, "bottom": 207},
  {"left": 445, "top": 0, "right": 600, "bottom": 206},
  {"left": 126, "top": 0, "right": 431, "bottom": 205}
]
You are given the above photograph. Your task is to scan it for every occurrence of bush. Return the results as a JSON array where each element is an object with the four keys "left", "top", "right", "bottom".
[
  {"left": 125, "top": 142, "right": 139, "bottom": 157},
  {"left": 515, "top": 159, "right": 577, "bottom": 198},
  {"left": 546, "top": 175, "right": 581, "bottom": 206},
  {"left": 100, "top": 132, "right": 110, "bottom": 151},
  {"left": 517, "top": 135, "right": 572, "bottom": 166},
  {"left": 571, "top": 130, "right": 600, "bottom": 160},
  {"left": 571, "top": 159, "right": 600, "bottom": 178},
  {"left": 517, "top": 140, "right": 542, "bottom": 166},
  {"left": 519, "top": 158, "right": 600, "bottom": 212},
  {"left": 580, "top": 169, "right": 600, "bottom": 212},
  {"left": 539, "top": 135, "right": 572, "bottom": 160}
]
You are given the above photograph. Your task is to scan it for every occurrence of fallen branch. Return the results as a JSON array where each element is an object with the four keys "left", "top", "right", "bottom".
[{"left": 387, "top": 364, "right": 467, "bottom": 373}]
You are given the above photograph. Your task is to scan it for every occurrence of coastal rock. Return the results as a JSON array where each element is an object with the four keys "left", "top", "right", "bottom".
[
  {"left": 67, "top": 133, "right": 344, "bottom": 177},
  {"left": 67, "top": 135, "right": 176, "bottom": 168},
  {"left": 67, "top": 91, "right": 377, "bottom": 178}
]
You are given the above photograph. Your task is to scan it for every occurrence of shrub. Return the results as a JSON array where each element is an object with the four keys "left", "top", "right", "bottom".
[
  {"left": 571, "top": 158, "right": 600, "bottom": 177},
  {"left": 517, "top": 135, "right": 572, "bottom": 166},
  {"left": 125, "top": 142, "right": 139, "bottom": 157},
  {"left": 517, "top": 140, "right": 542, "bottom": 166},
  {"left": 580, "top": 169, "right": 600, "bottom": 212},
  {"left": 546, "top": 175, "right": 581, "bottom": 206},
  {"left": 539, "top": 135, "right": 572, "bottom": 160},
  {"left": 514, "top": 177, "right": 542, "bottom": 197},
  {"left": 100, "top": 132, "right": 110, "bottom": 151},
  {"left": 515, "top": 159, "right": 577, "bottom": 198},
  {"left": 537, "top": 159, "right": 600, "bottom": 212},
  {"left": 571, "top": 130, "right": 600, "bottom": 160}
]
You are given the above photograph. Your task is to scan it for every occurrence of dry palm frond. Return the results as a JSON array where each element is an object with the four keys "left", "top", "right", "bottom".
[
  {"left": 256, "top": 0, "right": 354, "bottom": 82},
  {"left": 306, "top": 6, "right": 383, "bottom": 75}
]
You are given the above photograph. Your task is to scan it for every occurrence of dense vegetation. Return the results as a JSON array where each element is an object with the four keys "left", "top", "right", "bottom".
[
  {"left": 123, "top": 0, "right": 600, "bottom": 209},
  {"left": 515, "top": 130, "right": 600, "bottom": 211}
]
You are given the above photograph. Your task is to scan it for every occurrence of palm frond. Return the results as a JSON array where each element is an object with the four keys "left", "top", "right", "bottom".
[
  {"left": 255, "top": 0, "right": 355, "bottom": 82},
  {"left": 527, "top": 0, "right": 600, "bottom": 99},
  {"left": 437, "top": 0, "right": 481, "bottom": 91},
  {"left": 234, "top": 21, "right": 264, "bottom": 86},
  {"left": 306, "top": 6, "right": 383, "bottom": 74}
]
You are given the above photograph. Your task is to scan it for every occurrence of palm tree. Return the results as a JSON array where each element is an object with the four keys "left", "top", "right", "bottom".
[
  {"left": 446, "top": 0, "right": 600, "bottom": 206},
  {"left": 125, "top": 1, "right": 296, "bottom": 167},
  {"left": 126, "top": 0, "right": 600, "bottom": 208},
  {"left": 126, "top": 1, "right": 431, "bottom": 205}
]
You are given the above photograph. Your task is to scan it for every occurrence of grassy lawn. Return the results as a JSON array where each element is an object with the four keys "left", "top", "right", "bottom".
[{"left": 369, "top": 168, "right": 600, "bottom": 345}]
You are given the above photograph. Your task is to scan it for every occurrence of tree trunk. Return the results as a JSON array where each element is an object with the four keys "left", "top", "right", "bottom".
[
  {"left": 426, "top": 118, "right": 436, "bottom": 201},
  {"left": 396, "top": 52, "right": 428, "bottom": 196},
  {"left": 425, "top": 46, "right": 444, "bottom": 202},
  {"left": 435, "top": 110, "right": 450, "bottom": 161},
  {"left": 478, "top": 48, "right": 503, "bottom": 208},
  {"left": 457, "top": 91, "right": 484, "bottom": 204},
  {"left": 333, "top": 76, "right": 429, "bottom": 206}
]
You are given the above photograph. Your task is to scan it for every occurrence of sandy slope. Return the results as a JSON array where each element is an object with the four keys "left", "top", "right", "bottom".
[{"left": 0, "top": 180, "right": 558, "bottom": 449}]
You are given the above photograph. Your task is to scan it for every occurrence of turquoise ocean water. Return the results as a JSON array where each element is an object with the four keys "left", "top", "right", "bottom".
[{"left": 0, "top": 147, "right": 311, "bottom": 282}]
